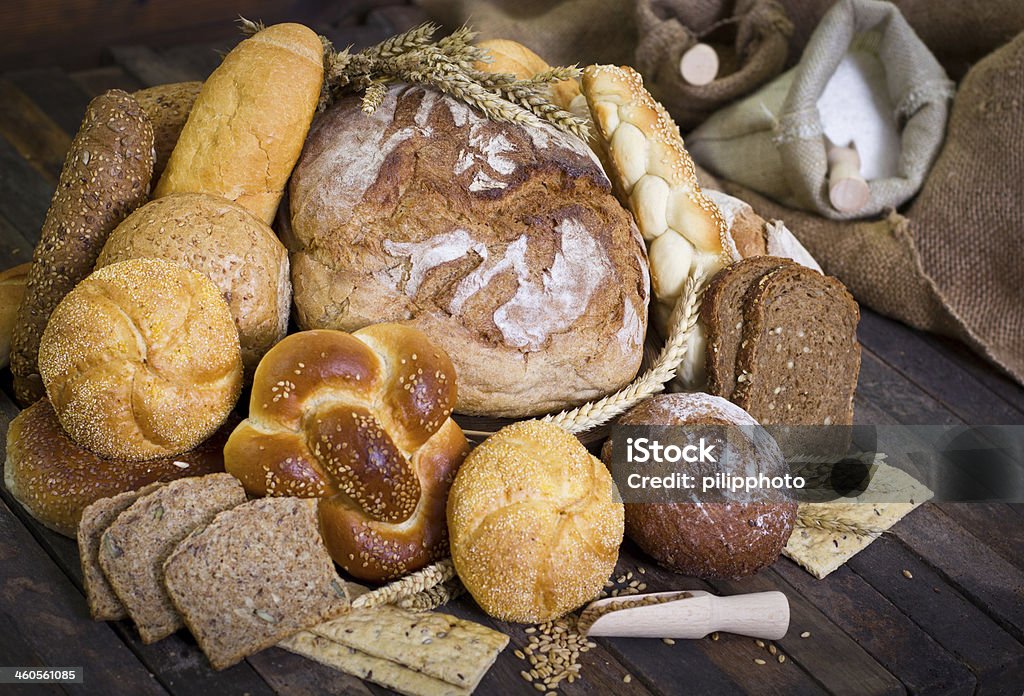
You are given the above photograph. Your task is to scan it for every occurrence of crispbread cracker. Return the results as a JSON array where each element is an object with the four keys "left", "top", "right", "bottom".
[
  {"left": 310, "top": 605, "right": 508, "bottom": 689},
  {"left": 280, "top": 631, "right": 469, "bottom": 696},
  {"left": 784, "top": 462, "right": 933, "bottom": 579}
]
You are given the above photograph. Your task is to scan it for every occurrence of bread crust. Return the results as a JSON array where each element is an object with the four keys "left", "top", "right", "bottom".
[
  {"left": 0, "top": 263, "right": 29, "bottom": 370},
  {"left": 133, "top": 81, "right": 201, "bottom": 180},
  {"left": 11, "top": 90, "right": 154, "bottom": 404},
  {"left": 475, "top": 39, "right": 580, "bottom": 109},
  {"left": 154, "top": 23, "right": 323, "bottom": 223}
]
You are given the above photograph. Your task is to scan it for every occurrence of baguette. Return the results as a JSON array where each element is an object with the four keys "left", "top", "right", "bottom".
[{"left": 154, "top": 23, "right": 324, "bottom": 224}]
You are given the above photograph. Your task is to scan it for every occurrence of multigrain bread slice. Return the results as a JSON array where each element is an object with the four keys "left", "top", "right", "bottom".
[
  {"left": 98, "top": 473, "right": 246, "bottom": 643},
  {"left": 163, "top": 497, "right": 350, "bottom": 670},
  {"left": 732, "top": 265, "right": 861, "bottom": 426},
  {"left": 78, "top": 482, "right": 164, "bottom": 621},
  {"left": 702, "top": 256, "right": 798, "bottom": 398}
]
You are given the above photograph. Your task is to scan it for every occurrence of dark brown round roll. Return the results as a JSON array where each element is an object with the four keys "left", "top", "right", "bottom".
[
  {"left": 3, "top": 399, "right": 232, "bottom": 537},
  {"left": 602, "top": 393, "right": 796, "bottom": 579}
]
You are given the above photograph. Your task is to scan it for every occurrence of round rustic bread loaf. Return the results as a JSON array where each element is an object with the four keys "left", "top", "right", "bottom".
[
  {"left": 286, "top": 85, "right": 649, "bottom": 418},
  {"left": 0, "top": 263, "right": 29, "bottom": 369},
  {"left": 4, "top": 399, "right": 231, "bottom": 537},
  {"left": 602, "top": 393, "right": 796, "bottom": 579},
  {"left": 38, "top": 258, "right": 243, "bottom": 461},
  {"left": 448, "top": 420, "right": 624, "bottom": 622},
  {"left": 224, "top": 325, "right": 470, "bottom": 582},
  {"left": 97, "top": 193, "right": 290, "bottom": 370}
]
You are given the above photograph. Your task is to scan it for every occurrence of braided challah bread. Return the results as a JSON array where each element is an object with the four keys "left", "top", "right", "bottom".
[{"left": 224, "top": 325, "right": 470, "bottom": 582}]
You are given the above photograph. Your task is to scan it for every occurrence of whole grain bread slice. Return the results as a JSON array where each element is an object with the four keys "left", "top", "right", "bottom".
[
  {"left": 732, "top": 265, "right": 861, "bottom": 426},
  {"left": 163, "top": 497, "right": 350, "bottom": 670},
  {"left": 78, "top": 482, "right": 165, "bottom": 621},
  {"left": 701, "top": 256, "right": 797, "bottom": 397},
  {"left": 98, "top": 473, "right": 246, "bottom": 643}
]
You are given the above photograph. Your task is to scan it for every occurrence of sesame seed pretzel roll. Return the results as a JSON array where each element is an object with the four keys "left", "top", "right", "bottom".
[
  {"left": 582, "top": 65, "right": 730, "bottom": 388},
  {"left": 154, "top": 23, "right": 324, "bottom": 224},
  {"left": 224, "top": 325, "right": 470, "bottom": 582}
]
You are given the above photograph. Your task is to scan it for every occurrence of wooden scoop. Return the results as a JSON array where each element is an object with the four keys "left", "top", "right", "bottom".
[
  {"left": 826, "top": 138, "right": 870, "bottom": 213},
  {"left": 679, "top": 43, "right": 720, "bottom": 86},
  {"left": 583, "top": 590, "right": 790, "bottom": 640}
]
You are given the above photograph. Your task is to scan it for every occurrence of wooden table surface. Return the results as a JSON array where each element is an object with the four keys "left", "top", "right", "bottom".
[{"left": 1, "top": 8, "right": 1023, "bottom": 696}]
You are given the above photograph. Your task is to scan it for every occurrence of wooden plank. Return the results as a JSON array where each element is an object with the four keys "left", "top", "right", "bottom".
[
  {"left": 108, "top": 45, "right": 199, "bottom": 88},
  {"left": 0, "top": 610, "right": 65, "bottom": 696},
  {"left": 0, "top": 78, "right": 71, "bottom": 184},
  {"left": 773, "top": 559, "right": 976, "bottom": 695},
  {"left": 70, "top": 66, "right": 144, "bottom": 97},
  {"left": 936, "top": 502, "right": 1024, "bottom": 571},
  {"left": 156, "top": 43, "right": 225, "bottom": 82},
  {"left": 0, "top": 214, "right": 35, "bottom": 265},
  {"left": 704, "top": 571, "right": 904, "bottom": 696},
  {"left": 0, "top": 135, "right": 51, "bottom": 243},
  {"left": 5, "top": 68, "right": 91, "bottom": 137},
  {"left": 930, "top": 335, "right": 1024, "bottom": 414},
  {"left": 847, "top": 533, "right": 1024, "bottom": 696},
  {"left": 890, "top": 503, "right": 1024, "bottom": 643}
]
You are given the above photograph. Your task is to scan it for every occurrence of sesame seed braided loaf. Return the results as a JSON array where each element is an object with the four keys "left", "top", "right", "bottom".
[{"left": 224, "top": 325, "right": 470, "bottom": 582}]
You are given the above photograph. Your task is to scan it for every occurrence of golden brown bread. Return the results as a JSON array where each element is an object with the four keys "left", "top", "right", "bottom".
[
  {"left": 133, "top": 81, "right": 202, "bottom": 180},
  {"left": 11, "top": 90, "right": 154, "bottom": 404},
  {"left": 224, "top": 325, "right": 469, "bottom": 582},
  {"left": 475, "top": 38, "right": 580, "bottom": 109},
  {"left": 38, "top": 258, "right": 243, "bottom": 461},
  {"left": 447, "top": 420, "right": 623, "bottom": 623},
  {"left": 0, "top": 263, "right": 29, "bottom": 369},
  {"left": 97, "top": 193, "right": 291, "bottom": 371},
  {"left": 154, "top": 23, "right": 324, "bottom": 224},
  {"left": 4, "top": 399, "right": 232, "bottom": 537}
]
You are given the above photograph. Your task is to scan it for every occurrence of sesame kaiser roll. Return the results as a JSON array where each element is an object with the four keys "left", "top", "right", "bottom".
[
  {"left": 447, "top": 420, "right": 624, "bottom": 623},
  {"left": 38, "top": 258, "right": 243, "bottom": 461},
  {"left": 224, "top": 325, "right": 470, "bottom": 582},
  {"left": 4, "top": 399, "right": 232, "bottom": 537},
  {"left": 97, "top": 193, "right": 291, "bottom": 371}
]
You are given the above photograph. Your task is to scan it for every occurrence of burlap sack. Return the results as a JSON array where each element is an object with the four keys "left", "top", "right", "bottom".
[
  {"left": 706, "top": 32, "right": 1024, "bottom": 385},
  {"left": 687, "top": 0, "right": 954, "bottom": 220},
  {"left": 633, "top": 0, "right": 793, "bottom": 130}
]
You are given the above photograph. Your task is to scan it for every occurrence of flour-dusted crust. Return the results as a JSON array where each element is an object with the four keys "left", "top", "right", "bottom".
[{"left": 288, "top": 85, "right": 648, "bottom": 417}]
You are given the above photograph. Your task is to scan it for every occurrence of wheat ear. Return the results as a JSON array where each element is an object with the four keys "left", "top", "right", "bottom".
[{"left": 351, "top": 558, "right": 456, "bottom": 609}]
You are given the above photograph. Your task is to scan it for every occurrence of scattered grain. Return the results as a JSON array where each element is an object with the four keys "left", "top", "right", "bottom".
[
  {"left": 623, "top": 674, "right": 632, "bottom": 683},
  {"left": 902, "top": 569, "right": 913, "bottom": 579},
  {"left": 800, "top": 631, "right": 811, "bottom": 639},
  {"left": 662, "top": 638, "right": 676, "bottom": 645},
  {"left": 754, "top": 658, "right": 767, "bottom": 665},
  {"left": 778, "top": 654, "right": 786, "bottom": 664}
]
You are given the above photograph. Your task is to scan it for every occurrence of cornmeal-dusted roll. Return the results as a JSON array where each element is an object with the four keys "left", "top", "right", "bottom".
[
  {"left": 133, "top": 82, "right": 202, "bottom": 180},
  {"left": 97, "top": 193, "right": 291, "bottom": 370},
  {"left": 11, "top": 90, "right": 154, "bottom": 404},
  {"left": 38, "top": 258, "right": 243, "bottom": 461},
  {"left": 154, "top": 23, "right": 323, "bottom": 224},
  {"left": 475, "top": 39, "right": 580, "bottom": 110},
  {"left": 0, "top": 263, "right": 30, "bottom": 369}
]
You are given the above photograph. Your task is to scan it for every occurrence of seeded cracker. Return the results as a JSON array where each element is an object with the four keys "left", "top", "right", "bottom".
[{"left": 163, "top": 497, "right": 350, "bottom": 670}]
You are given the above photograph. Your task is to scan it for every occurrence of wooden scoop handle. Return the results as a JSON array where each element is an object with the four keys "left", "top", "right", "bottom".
[
  {"left": 679, "top": 43, "right": 719, "bottom": 86},
  {"left": 827, "top": 141, "right": 870, "bottom": 213},
  {"left": 584, "top": 590, "right": 790, "bottom": 640}
]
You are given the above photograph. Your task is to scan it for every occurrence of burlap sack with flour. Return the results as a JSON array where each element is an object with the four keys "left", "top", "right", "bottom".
[
  {"left": 707, "top": 32, "right": 1024, "bottom": 385},
  {"left": 633, "top": 0, "right": 793, "bottom": 130},
  {"left": 687, "top": 0, "right": 954, "bottom": 220}
]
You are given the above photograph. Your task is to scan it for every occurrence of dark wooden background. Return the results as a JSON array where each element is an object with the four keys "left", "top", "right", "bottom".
[{"left": 0, "top": 3, "right": 1023, "bottom": 695}]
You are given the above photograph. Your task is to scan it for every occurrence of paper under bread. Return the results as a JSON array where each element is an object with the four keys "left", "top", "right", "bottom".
[{"left": 784, "top": 462, "right": 933, "bottom": 579}]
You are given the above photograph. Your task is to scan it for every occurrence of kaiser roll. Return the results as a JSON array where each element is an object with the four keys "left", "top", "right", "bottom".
[
  {"left": 38, "top": 258, "right": 243, "bottom": 461},
  {"left": 287, "top": 84, "right": 649, "bottom": 418},
  {"left": 97, "top": 193, "right": 290, "bottom": 370},
  {"left": 448, "top": 420, "right": 624, "bottom": 623},
  {"left": 224, "top": 325, "right": 470, "bottom": 582},
  {"left": 602, "top": 394, "right": 796, "bottom": 579},
  {"left": 4, "top": 399, "right": 232, "bottom": 537}
]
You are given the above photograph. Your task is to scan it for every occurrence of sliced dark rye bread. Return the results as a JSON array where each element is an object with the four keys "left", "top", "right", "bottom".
[
  {"left": 702, "top": 256, "right": 798, "bottom": 398},
  {"left": 163, "top": 497, "right": 350, "bottom": 670},
  {"left": 98, "top": 473, "right": 246, "bottom": 643},
  {"left": 78, "top": 482, "right": 165, "bottom": 621},
  {"left": 732, "top": 264, "right": 861, "bottom": 426}
]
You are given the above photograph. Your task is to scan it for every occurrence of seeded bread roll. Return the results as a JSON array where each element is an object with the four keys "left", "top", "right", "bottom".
[
  {"left": 288, "top": 84, "right": 649, "bottom": 417},
  {"left": 11, "top": 90, "right": 154, "bottom": 404},
  {"left": 447, "top": 420, "right": 624, "bottom": 623},
  {"left": 603, "top": 394, "right": 796, "bottom": 578},
  {"left": 38, "top": 259, "right": 243, "bottom": 461},
  {"left": 224, "top": 325, "right": 469, "bottom": 582},
  {"left": 97, "top": 193, "right": 291, "bottom": 370},
  {"left": 0, "top": 263, "right": 29, "bottom": 369},
  {"left": 98, "top": 473, "right": 246, "bottom": 643},
  {"left": 154, "top": 23, "right": 323, "bottom": 224},
  {"left": 133, "top": 82, "right": 202, "bottom": 180},
  {"left": 4, "top": 399, "right": 232, "bottom": 538}
]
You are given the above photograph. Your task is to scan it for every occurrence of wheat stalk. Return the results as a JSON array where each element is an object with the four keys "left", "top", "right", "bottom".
[
  {"left": 795, "top": 510, "right": 886, "bottom": 537},
  {"left": 397, "top": 578, "right": 467, "bottom": 612},
  {"left": 543, "top": 270, "right": 705, "bottom": 434},
  {"left": 351, "top": 558, "right": 456, "bottom": 609}
]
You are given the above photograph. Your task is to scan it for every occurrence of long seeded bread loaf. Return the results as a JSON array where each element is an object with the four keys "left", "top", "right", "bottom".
[
  {"left": 11, "top": 90, "right": 154, "bottom": 404},
  {"left": 98, "top": 473, "right": 246, "bottom": 643},
  {"left": 163, "top": 497, "right": 350, "bottom": 670},
  {"left": 133, "top": 82, "right": 202, "bottom": 180},
  {"left": 78, "top": 482, "right": 164, "bottom": 621},
  {"left": 702, "top": 257, "right": 797, "bottom": 399},
  {"left": 732, "top": 265, "right": 861, "bottom": 426}
]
